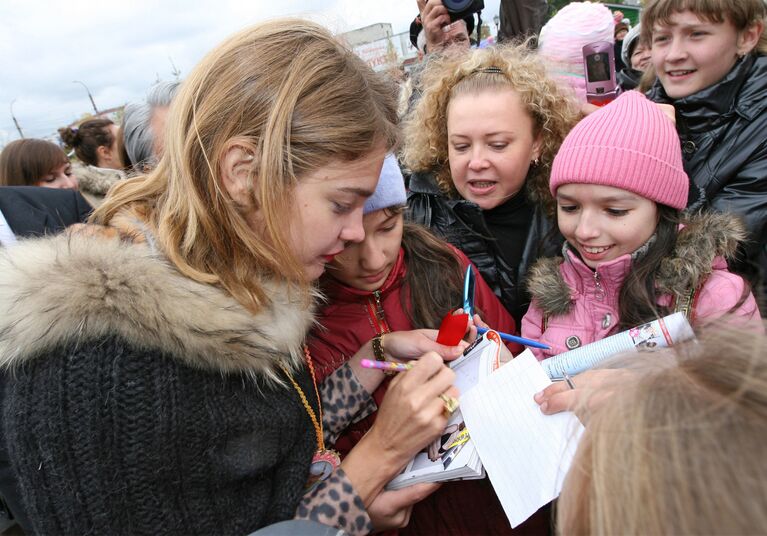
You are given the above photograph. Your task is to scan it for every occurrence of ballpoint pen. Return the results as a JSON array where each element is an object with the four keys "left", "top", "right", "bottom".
[
  {"left": 476, "top": 327, "right": 551, "bottom": 350},
  {"left": 464, "top": 267, "right": 550, "bottom": 350}
]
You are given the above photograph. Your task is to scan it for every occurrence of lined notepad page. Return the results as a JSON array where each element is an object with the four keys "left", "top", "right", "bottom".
[{"left": 461, "top": 350, "right": 584, "bottom": 528}]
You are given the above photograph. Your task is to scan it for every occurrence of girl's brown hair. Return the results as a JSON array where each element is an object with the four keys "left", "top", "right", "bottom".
[
  {"left": 558, "top": 327, "right": 767, "bottom": 534},
  {"left": 0, "top": 139, "right": 68, "bottom": 186},
  {"left": 641, "top": 0, "right": 767, "bottom": 54},
  {"left": 637, "top": 64, "right": 659, "bottom": 94},
  {"left": 401, "top": 220, "right": 465, "bottom": 329},
  {"left": 615, "top": 205, "right": 680, "bottom": 329},
  {"left": 59, "top": 118, "right": 118, "bottom": 167},
  {"left": 402, "top": 44, "right": 580, "bottom": 215},
  {"left": 94, "top": 19, "right": 399, "bottom": 315}
]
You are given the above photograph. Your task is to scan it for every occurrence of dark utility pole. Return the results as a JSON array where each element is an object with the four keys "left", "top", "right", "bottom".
[
  {"left": 10, "top": 99, "right": 24, "bottom": 138},
  {"left": 73, "top": 80, "right": 99, "bottom": 115}
]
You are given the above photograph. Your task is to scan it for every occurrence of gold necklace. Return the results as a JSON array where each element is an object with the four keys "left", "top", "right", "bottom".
[{"left": 281, "top": 346, "right": 341, "bottom": 491}]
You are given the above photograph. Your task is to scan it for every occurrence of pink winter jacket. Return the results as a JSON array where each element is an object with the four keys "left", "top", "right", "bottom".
[{"left": 521, "top": 214, "right": 763, "bottom": 359}]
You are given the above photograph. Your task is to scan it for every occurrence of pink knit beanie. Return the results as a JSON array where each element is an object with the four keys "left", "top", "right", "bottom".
[{"left": 550, "top": 91, "right": 689, "bottom": 210}]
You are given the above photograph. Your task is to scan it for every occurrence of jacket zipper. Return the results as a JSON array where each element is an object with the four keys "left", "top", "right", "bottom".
[
  {"left": 593, "top": 270, "right": 606, "bottom": 301},
  {"left": 366, "top": 290, "right": 391, "bottom": 334}
]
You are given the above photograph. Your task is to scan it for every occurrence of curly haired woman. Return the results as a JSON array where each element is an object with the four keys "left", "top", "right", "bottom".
[{"left": 403, "top": 44, "right": 580, "bottom": 322}]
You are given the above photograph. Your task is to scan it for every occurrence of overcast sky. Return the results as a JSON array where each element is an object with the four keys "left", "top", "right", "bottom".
[{"left": 0, "top": 0, "right": 500, "bottom": 147}]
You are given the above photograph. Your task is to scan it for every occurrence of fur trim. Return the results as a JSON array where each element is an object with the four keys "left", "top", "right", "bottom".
[
  {"left": 74, "top": 164, "right": 125, "bottom": 196},
  {"left": 0, "top": 232, "right": 314, "bottom": 382},
  {"left": 525, "top": 256, "right": 573, "bottom": 316},
  {"left": 655, "top": 211, "right": 746, "bottom": 295},
  {"left": 526, "top": 212, "right": 746, "bottom": 316}
]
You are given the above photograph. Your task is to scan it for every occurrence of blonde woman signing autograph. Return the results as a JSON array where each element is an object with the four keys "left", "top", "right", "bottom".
[{"left": 0, "top": 20, "right": 465, "bottom": 536}]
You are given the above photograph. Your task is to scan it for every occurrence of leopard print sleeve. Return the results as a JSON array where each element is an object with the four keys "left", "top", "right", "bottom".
[
  {"left": 320, "top": 362, "right": 377, "bottom": 445},
  {"left": 294, "top": 467, "right": 374, "bottom": 535}
]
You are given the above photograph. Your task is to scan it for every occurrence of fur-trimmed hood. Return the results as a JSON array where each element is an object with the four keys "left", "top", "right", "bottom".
[
  {"left": 526, "top": 212, "right": 746, "bottom": 317},
  {"left": 74, "top": 163, "right": 125, "bottom": 195},
  {"left": 0, "top": 231, "right": 314, "bottom": 382}
]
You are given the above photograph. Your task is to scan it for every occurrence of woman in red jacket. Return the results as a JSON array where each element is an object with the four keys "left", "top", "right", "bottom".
[{"left": 309, "top": 154, "right": 525, "bottom": 535}]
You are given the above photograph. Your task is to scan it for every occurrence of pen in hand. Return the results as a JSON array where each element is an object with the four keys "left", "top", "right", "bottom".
[{"left": 360, "top": 359, "right": 413, "bottom": 372}]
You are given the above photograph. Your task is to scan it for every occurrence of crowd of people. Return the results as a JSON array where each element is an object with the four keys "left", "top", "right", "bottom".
[{"left": 0, "top": 0, "right": 765, "bottom": 534}]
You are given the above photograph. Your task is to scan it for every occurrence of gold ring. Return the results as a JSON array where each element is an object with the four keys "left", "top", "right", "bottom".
[{"left": 439, "top": 394, "right": 459, "bottom": 417}]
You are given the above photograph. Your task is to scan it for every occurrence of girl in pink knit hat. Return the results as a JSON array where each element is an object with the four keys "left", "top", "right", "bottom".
[{"left": 521, "top": 90, "right": 761, "bottom": 362}]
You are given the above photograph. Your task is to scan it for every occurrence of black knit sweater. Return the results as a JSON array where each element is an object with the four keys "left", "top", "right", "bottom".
[
  {"left": 0, "top": 231, "right": 321, "bottom": 535},
  {"left": 7, "top": 335, "right": 318, "bottom": 535}
]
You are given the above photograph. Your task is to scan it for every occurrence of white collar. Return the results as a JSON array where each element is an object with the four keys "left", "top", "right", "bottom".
[{"left": 0, "top": 207, "right": 17, "bottom": 247}]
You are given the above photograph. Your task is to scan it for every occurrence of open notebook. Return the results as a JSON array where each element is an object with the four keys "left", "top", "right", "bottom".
[{"left": 385, "top": 331, "right": 502, "bottom": 490}]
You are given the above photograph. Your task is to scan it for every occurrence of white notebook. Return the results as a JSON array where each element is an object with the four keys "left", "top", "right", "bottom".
[{"left": 461, "top": 350, "right": 585, "bottom": 528}]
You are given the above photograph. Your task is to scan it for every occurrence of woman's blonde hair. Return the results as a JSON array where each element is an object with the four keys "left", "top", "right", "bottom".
[
  {"left": 641, "top": 0, "right": 767, "bottom": 55},
  {"left": 401, "top": 44, "right": 580, "bottom": 214},
  {"left": 94, "top": 19, "right": 398, "bottom": 314},
  {"left": 558, "top": 327, "right": 767, "bottom": 535}
]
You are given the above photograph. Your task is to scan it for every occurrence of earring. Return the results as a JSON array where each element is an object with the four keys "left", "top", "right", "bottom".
[{"left": 532, "top": 157, "right": 540, "bottom": 166}]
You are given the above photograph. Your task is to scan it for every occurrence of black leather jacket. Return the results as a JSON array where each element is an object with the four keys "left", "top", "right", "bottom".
[
  {"left": 648, "top": 54, "right": 767, "bottom": 293},
  {"left": 406, "top": 171, "right": 561, "bottom": 322},
  {"left": 617, "top": 67, "right": 642, "bottom": 91}
]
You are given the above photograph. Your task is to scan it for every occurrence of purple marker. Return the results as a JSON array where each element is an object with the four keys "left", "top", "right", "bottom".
[{"left": 360, "top": 359, "right": 413, "bottom": 373}]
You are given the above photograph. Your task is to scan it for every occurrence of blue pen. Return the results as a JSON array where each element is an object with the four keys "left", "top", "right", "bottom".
[
  {"left": 462, "top": 267, "right": 550, "bottom": 349},
  {"left": 462, "top": 266, "right": 475, "bottom": 317},
  {"left": 476, "top": 327, "right": 551, "bottom": 350}
]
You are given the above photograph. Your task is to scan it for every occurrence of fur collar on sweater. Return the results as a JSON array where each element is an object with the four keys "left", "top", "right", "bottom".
[
  {"left": 0, "top": 230, "right": 314, "bottom": 382},
  {"left": 526, "top": 212, "right": 746, "bottom": 317}
]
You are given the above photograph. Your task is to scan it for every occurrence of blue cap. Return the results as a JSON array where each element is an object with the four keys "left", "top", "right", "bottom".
[{"left": 364, "top": 154, "right": 407, "bottom": 214}]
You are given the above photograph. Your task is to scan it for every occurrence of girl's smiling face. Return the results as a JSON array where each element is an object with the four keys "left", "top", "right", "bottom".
[{"left": 556, "top": 183, "right": 659, "bottom": 268}]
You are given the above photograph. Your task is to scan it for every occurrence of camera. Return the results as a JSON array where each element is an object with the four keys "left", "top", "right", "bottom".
[
  {"left": 582, "top": 41, "right": 620, "bottom": 106},
  {"left": 443, "top": 0, "right": 484, "bottom": 22}
]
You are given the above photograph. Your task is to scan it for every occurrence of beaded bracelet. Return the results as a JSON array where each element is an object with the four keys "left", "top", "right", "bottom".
[{"left": 372, "top": 334, "right": 395, "bottom": 376}]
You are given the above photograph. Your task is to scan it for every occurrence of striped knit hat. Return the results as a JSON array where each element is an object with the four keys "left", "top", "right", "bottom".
[{"left": 550, "top": 91, "right": 689, "bottom": 209}]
